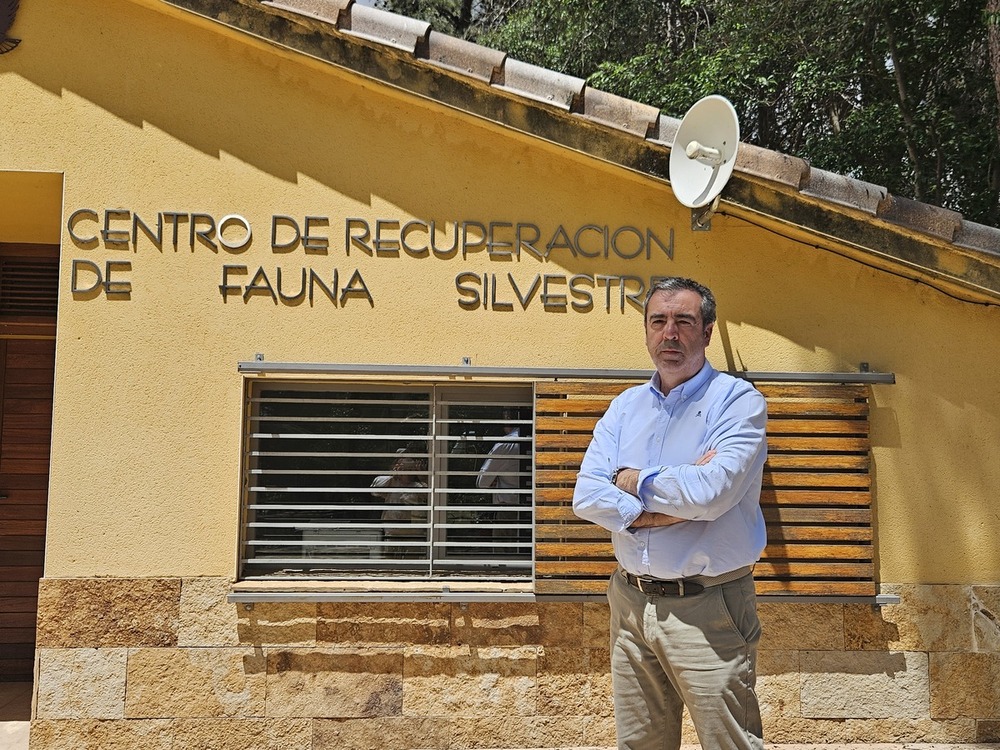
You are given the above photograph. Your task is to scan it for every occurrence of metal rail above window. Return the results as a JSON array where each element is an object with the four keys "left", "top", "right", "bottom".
[{"left": 238, "top": 359, "right": 896, "bottom": 384}]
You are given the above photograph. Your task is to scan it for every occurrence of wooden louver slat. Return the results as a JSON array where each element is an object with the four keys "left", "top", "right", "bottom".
[
  {"left": 0, "top": 257, "right": 59, "bottom": 318},
  {"left": 534, "top": 379, "right": 877, "bottom": 598}
]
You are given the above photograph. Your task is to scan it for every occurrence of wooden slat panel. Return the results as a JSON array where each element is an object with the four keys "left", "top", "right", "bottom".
[
  {"left": 538, "top": 541, "right": 615, "bottom": 558},
  {"left": 4, "top": 368, "right": 54, "bottom": 385},
  {"left": 766, "top": 525, "right": 872, "bottom": 542},
  {"left": 761, "top": 471, "right": 870, "bottom": 489},
  {"left": 537, "top": 560, "right": 617, "bottom": 577},
  {"left": 763, "top": 507, "right": 870, "bottom": 524},
  {"left": 536, "top": 524, "right": 612, "bottom": 540},
  {"left": 0, "top": 520, "right": 45, "bottom": 536},
  {"left": 0, "top": 598, "right": 39, "bottom": 613},
  {"left": 535, "top": 579, "right": 608, "bottom": 595},
  {"left": 0, "top": 505, "right": 47, "bottom": 521},
  {"left": 762, "top": 543, "right": 872, "bottom": 560},
  {"left": 759, "top": 489, "right": 871, "bottom": 506},
  {"left": 0, "top": 551, "right": 44, "bottom": 566},
  {"left": 765, "top": 418, "right": 868, "bottom": 435},
  {"left": 535, "top": 398, "right": 619, "bottom": 415},
  {"left": 753, "top": 561, "right": 874, "bottom": 578},
  {"left": 765, "top": 455, "right": 868, "bottom": 470},
  {"left": 753, "top": 383, "right": 870, "bottom": 400},
  {"left": 536, "top": 506, "right": 580, "bottom": 522},
  {"left": 755, "top": 580, "right": 877, "bottom": 596},
  {"left": 536, "top": 381, "right": 639, "bottom": 396},
  {"left": 0, "top": 581, "right": 39, "bottom": 597},
  {"left": 0, "top": 534, "right": 46, "bottom": 551},
  {"left": 536, "top": 451, "right": 586, "bottom": 467},
  {"left": 765, "top": 401, "right": 868, "bottom": 418},
  {"left": 536, "top": 415, "right": 600, "bottom": 432},
  {"left": 533, "top": 379, "right": 878, "bottom": 599},
  {"left": 0, "top": 628, "right": 36, "bottom": 643},
  {"left": 0, "top": 642, "right": 35, "bottom": 659},
  {"left": 765, "top": 436, "right": 869, "bottom": 452},
  {"left": 0, "top": 566, "right": 44, "bottom": 581}
]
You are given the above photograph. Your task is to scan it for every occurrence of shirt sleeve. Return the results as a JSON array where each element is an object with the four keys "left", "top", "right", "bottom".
[
  {"left": 572, "top": 394, "right": 645, "bottom": 533},
  {"left": 476, "top": 439, "right": 520, "bottom": 489},
  {"left": 637, "top": 386, "right": 767, "bottom": 521}
]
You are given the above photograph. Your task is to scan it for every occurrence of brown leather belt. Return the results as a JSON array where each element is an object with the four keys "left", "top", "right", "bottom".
[{"left": 619, "top": 565, "right": 753, "bottom": 597}]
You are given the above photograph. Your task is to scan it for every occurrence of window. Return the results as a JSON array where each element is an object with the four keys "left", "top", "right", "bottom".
[{"left": 240, "top": 380, "right": 533, "bottom": 582}]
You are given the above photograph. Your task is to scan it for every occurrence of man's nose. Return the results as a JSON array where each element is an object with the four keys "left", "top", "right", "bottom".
[{"left": 661, "top": 320, "right": 679, "bottom": 339}]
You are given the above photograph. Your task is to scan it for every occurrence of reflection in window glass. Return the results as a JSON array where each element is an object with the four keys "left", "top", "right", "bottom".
[{"left": 241, "top": 382, "right": 533, "bottom": 581}]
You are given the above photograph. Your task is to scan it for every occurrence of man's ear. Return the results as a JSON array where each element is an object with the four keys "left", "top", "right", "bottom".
[{"left": 703, "top": 322, "right": 714, "bottom": 345}]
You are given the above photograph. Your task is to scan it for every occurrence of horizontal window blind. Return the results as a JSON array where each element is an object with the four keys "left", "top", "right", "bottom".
[{"left": 241, "top": 381, "right": 534, "bottom": 582}]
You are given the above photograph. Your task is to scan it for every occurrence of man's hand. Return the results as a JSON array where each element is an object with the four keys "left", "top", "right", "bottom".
[{"left": 616, "top": 449, "right": 717, "bottom": 529}]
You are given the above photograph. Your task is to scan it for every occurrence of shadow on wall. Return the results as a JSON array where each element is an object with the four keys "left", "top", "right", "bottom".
[{"left": 13, "top": 0, "right": 1000, "bottom": 583}]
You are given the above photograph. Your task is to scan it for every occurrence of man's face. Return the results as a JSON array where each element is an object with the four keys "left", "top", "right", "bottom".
[{"left": 644, "top": 289, "right": 714, "bottom": 391}]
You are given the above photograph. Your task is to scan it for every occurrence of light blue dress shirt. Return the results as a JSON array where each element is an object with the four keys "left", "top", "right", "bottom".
[{"left": 572, "top": 360, "right": 768, "bottom": 579}]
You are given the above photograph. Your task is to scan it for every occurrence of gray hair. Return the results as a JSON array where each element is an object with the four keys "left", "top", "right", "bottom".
[{"left": 643, "top": 277, "right": 717, "bottom": 326}]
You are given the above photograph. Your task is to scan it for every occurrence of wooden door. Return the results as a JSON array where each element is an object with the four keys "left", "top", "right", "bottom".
[
  {"left": 0, "top": 246, "right": 58, "bottom": 681},
  {"left": 0, "top": 338, "right": 53, "bottom": 680}
]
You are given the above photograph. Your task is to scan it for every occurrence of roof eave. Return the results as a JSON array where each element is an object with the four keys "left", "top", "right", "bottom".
[{"left": 159, "top": 0, "right": 1000, "bottom": 305}]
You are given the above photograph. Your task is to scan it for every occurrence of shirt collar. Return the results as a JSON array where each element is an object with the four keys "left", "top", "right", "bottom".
[{"left": 648, "top": 359, "right": 715, "bottom": 401}]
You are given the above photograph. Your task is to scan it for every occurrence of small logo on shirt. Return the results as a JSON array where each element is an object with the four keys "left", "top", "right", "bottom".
[{"left": 695, "top": 410, "right": 702, "bottom": 417}]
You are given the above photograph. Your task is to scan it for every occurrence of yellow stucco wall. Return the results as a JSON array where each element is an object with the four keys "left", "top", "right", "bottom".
[{"left": 2, "top": 0, "right": 998, "bottom": 584}]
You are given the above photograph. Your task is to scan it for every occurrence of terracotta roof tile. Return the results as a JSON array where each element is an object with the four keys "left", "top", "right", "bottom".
[
  {"left": 801, "top": 168, "right": 886, "bottom": 215},
  {"left": 495, "top": 58, "right": 585, "bottom": 110},
  {"left": 579, "top": 88, "right": 660, "bottom": 138},
  {"left": 341, "top": 3, "right": 430, "bottom": 53},
  {"left": 426, "top": 31, "right": 505, "bottom": 83},
  {"left": 162, "top": 0, "right": 1000, "bottom": 303}
]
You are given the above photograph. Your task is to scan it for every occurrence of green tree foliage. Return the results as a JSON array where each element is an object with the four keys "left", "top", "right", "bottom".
[{"left": 384, "top": 0, "right": 1000, "bottom": 225}]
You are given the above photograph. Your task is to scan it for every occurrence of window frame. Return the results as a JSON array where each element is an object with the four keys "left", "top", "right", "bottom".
[
  {"left": 237, "top": 375, "right": 536, "bottom": 588},
  {"left": 231, "top": 361, "right": 894, "bottom": 604}
]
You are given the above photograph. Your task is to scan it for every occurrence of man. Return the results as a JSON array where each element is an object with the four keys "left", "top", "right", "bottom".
[
  {"left": 476, "top": 421, "right": 522, "bottom": 505},
  {"left": 477, "top": 420, "right": 529, "bottom": 550},
  {"left": 573, "top": 277, "right": 767, "bottom": 750}
]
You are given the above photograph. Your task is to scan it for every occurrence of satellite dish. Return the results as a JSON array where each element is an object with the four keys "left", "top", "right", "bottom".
[{"left": 669, "top": 95, "right": 740, "bottom": 210}]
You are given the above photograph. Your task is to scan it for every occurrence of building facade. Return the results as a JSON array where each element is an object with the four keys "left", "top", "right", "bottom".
[{"left": 2, "top": 0, "right": 1000, "bottom": 747}]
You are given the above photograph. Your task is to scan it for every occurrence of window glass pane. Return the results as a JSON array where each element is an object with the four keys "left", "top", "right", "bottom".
[{"left": 241, "top": 381, "right": 533, "bottom": 582}]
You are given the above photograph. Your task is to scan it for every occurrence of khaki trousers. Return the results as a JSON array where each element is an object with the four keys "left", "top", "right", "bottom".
[{"left": 607, "top": 570, "right": 764, "bottom": 750}]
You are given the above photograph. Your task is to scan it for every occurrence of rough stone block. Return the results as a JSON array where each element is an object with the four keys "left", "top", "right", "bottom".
[
  {"left": 180, "top": 577, "right": 240, "bottom": 647},
  {"left": 403, "top": 645, "right": 537, "bottom": 717},
  {"left": 536, "top": 647, "right": 612, "bottom": 716},
  {"left": 972, "top": 585, "right": 1000, "bottom": 653},
  {"left": 125, "top": 647, "right": 266, "bottom": 718},
  {"left": 800, "top": 650, "right": 929, "bottom": 719},
  {"left": 35, "top": 648, "right": 127, "bottom": 719},
  {"left": 762, "top": 716, "right": 976, "bottom": 744},
  {"left": 238, "top": 602, "right": 317, "bottom": 646},
  {"left": 757, "top": 649, "right": 800, "bottom": 719},
  {"left": 452, "top": 602, "right": 583, "bottom": 647},
  {"left": 36, "top": 578, "right": 180, "bottom": 648},
  {"left": 582, "top": 714, "right": 617, "bottom": 747},
  {"left": 979, "top": 719, "right": 1000, "bottom": 742},
  {"left": 449, "top": 716, "right": 588, "bottom": 749},
  {"left": 28, "top": 719, "right": 173, "bottom": 749},
  {"left": 582, "top": 602, "right": 610, "bottom": 648},
  {"left": 930, "top": 651, "right": 1000, "bottom": 719},
  {"left": 845, "top": 584, "right": 973, "bottom": 652},
  {"left": 317, "top": 601, "right": 451, "bottom": 646},
  {"left": 313, "top": 717, "right": 451, "bottom": 750},
  {"left": 265, "top": 648, "right": 403, "bottom": 718},
  {"left": 172, "top": 718, "right": 312, "bottom": 749},
  {"left": 757, "top": 602, "right": 844, "bottom": 650}
]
